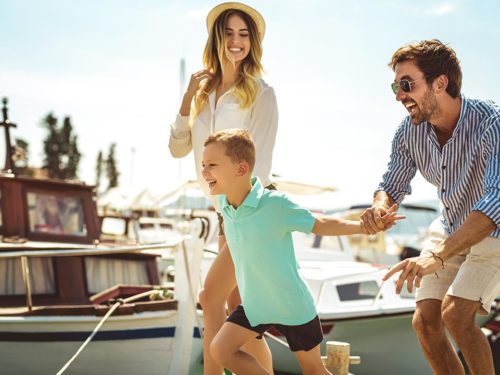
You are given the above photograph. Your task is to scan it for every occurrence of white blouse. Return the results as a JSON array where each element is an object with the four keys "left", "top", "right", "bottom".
[{"left": 169, "top": 80, "right": 279, "bottom": 201}]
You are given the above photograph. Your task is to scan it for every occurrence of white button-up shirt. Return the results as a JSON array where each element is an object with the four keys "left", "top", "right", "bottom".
[{"left": 169, "top": 80, "right": 278, "bottom": 202}]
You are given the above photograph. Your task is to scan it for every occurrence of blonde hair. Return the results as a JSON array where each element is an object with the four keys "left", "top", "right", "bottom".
[
  {"left": 204, "top": 129, "right": 255, "bottom": 171},
  {"left": 193, "top": 9, "right": 264, "bottom": 118}
]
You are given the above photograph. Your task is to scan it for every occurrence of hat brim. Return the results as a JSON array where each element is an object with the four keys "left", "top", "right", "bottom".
[{"left": 206, "top": 2, "right": 265, "bottom": 41}]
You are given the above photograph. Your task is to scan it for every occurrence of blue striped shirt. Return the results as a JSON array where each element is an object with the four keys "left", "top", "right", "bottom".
[{"left": 376, "top": 95, "right": 500, "bottom": 238}]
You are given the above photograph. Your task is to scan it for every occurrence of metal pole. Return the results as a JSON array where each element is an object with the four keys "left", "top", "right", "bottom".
[
  {"left": 1, "top": 97, "right": 17, "bottom": 174},
  {"left": 20, "top": 256, "right": 33, "bottom": 311}
]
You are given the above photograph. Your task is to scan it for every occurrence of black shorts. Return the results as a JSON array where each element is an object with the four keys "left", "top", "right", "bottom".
[
  {"left": 217, "top": 183, "right": 277, "bottom": 236},
  {"left": 226, "top": 305, "right": 323, "bottom": 352}
]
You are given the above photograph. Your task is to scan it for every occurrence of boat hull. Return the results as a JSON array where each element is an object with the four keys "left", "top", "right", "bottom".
[{"left": 0, "top": 310, "right": 203, "bottom": 375}]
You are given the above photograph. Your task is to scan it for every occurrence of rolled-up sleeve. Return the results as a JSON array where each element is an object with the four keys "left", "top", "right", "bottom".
[
  {"left": 473, "top": 116, "right": 500, "bottom": 227},
  {"left": 248, "top": 87, "right": 279, "bottom": 185},
  {"left": 168, "top": 113, "right": 192, "bottom": 158},
  {"left": 375, "top": 120, "right": 417, "bottom": 204}
]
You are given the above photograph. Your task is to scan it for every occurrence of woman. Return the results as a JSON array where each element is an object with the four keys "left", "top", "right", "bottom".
[{"left": 168, "top": 2, "right": 278, "bottom": 374}]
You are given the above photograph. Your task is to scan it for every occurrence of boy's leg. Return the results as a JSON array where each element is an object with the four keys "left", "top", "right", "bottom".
[
  {"left": 293, "top": 345, "right": 332, "bottom": 375},
  {"left": 210, "top": 322, "right": 271, "bottom": 375},
  {"left": 198, "top": 236, "right": 237, "bottom": 375},
  {"left": 227, "top": 287, "right": 274, "bottom": 374}
]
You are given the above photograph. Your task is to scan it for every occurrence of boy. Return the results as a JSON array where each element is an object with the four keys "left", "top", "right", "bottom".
[{"left": 202, "top": 129, "right": 402, "bottom": 375}]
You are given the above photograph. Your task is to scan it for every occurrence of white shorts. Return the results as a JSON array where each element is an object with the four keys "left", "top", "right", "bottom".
[{"left": 415, "top": 219, "right": 500, "bottom": 315}]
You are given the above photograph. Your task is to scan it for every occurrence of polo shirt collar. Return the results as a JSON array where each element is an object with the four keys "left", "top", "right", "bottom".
[{"left": 220, "top": 177, "right": 264, "bottom": 211}]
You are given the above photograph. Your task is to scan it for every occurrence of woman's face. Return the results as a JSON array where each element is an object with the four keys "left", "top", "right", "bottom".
[{"left": 224, "top": 14, "right": 251, "bottom": 64}]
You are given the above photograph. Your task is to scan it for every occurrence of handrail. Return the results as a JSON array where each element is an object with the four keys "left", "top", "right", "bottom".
[
  {"left": 2, "top": 241, "right": 185, "bottom": 311},
  {"left": 0, "top": 241, "right": 184, "bottom": 259}
]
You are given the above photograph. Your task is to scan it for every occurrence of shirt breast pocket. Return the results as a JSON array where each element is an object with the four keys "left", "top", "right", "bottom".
[{"left": 216, "top": 104, "right": 250, "bottom": 130}]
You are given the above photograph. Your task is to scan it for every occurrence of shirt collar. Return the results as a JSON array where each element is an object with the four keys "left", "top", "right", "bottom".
[
  {"left": 219, "top": 177, "right": 264, "bottom": 211},
  {"left": 452, "top": 94, "right": 467, "bottom": 135}
]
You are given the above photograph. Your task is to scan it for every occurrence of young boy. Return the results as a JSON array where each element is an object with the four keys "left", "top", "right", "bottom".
[{"left": 202, "top": 129, "right": 402, "bottom": 375}]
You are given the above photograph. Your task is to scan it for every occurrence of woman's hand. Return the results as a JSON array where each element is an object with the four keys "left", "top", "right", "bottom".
[{"left": 179, "top": 70, "right": 213, "bottom": 116}]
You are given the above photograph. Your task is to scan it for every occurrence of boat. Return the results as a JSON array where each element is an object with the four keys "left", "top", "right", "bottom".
[
  {"left": 267, "top": 231, "right": 498, "bottom": 375},
  {"left": 0, "top": 98, "right": 205, "bottom": 375}
]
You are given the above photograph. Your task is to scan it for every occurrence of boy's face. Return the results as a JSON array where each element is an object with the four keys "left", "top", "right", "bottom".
[{"left": 202, "top": 142, "right": 240, "bottom": 195}]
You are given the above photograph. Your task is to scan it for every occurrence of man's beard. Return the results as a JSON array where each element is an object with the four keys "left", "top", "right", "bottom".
[{"left": 412, "top": 89, "right": 441, "bottom": 125}]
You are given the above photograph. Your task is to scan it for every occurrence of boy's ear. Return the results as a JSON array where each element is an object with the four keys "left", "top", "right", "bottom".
[{"left": 236, "top": 161, "right": 250, "bottom": 176}]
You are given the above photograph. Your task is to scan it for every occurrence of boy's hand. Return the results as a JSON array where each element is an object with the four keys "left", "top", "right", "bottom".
[{"left": 361, "top": 204, "right": 405, "bottom": 234}]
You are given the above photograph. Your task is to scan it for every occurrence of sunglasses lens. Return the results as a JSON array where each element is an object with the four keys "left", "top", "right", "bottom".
[
  {"left": 400, "top": 80, "right": 411, "bottom": 92},
  {"left": 391, "top": 82, "right": 398, "bottom": 94}
]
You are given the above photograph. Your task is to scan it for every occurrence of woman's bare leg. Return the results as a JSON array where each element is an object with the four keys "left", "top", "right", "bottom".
[
  {"left": 227, "top": 288, "right": 274, "bottom": 374},
  {"left": 198, "top": 236, "right": 236, "bottom": 375},
  {"left": 210, "top": 322, "right": 271, "bottom": 375}
]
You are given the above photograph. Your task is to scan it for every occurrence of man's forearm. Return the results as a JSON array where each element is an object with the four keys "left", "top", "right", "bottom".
[
  {"left": 436, "top": 211, "right": 497, "bottom": 260},
  {"left": 373, "top": 191, "right": 396, "bottom": 210}
]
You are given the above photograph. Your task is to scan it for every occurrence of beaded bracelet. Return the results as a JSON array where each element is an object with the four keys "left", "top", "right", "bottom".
[{"left": 429, "top": 251, "right": 445, "bottom": 270}]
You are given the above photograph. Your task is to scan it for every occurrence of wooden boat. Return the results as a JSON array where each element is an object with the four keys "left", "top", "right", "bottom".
[{"left": 0, "top": 98, "right": 204, "bottom": 374}]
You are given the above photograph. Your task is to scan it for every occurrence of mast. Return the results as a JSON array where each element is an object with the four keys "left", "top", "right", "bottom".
[{"left": 0, "top": 97, "right": 17, "bottom": 175}]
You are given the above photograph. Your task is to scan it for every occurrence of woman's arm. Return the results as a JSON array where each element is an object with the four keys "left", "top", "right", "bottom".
[{"left": 248, "top": 85, "right": 279, "bottom": 183}]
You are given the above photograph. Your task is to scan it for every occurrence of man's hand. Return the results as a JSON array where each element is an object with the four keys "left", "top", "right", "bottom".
[
  {"left": 360, "top": 204, "right": 405, "bottom": 234},
  {"left": 383, "top": 253, "right": 443, "bottom": 294}
]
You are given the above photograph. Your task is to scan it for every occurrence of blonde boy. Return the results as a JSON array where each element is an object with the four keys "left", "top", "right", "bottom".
[{"left": 202, "top": 129, "right": 402, "bottom": 375}]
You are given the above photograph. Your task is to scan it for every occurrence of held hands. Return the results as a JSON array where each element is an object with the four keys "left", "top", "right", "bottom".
[
  {"left": 383, "top": 252, "right": 443, "bottom": 294},
  {"left": 360, "top": 204, "right": 405, "bottom": 235}
]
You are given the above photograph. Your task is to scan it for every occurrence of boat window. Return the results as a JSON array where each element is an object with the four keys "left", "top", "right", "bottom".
[
  {"left": 337, "top": 280, "right": 382, "bottom": 301},
  {"left": 101, "top": 217, "right": 127, "bottom": 236},
  {"left": 27, "top": 192, "right": 87, "bottom": 236},
  {"left": 0, "top": 257, "right": 56, "bottom": 295},
  {"left": 84, "top": 257, "right": 149, "bottom": 294},
  {"left": 399, "top": 287, "right": 416, "bottom": 299}
]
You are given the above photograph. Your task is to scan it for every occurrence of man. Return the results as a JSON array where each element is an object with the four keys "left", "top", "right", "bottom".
[{"left": 361, "top": 39, "right": 499, "bottom": 375}]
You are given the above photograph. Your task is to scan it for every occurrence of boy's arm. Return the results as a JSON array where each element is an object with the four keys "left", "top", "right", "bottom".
[{"left": 312, "top": 204, "right": 404, "bottom": 236}]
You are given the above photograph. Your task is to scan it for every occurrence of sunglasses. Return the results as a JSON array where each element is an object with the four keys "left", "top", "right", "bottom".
[{"left": 391, "top": 77, "right": 426, "bottom": 94}]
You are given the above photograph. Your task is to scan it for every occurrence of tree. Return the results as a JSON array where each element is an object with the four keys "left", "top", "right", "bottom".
[
  {"left": 106, "top": 143, "right": 119, "bottom": 190},
  {"left": 95, "top": 150, "right": 103, "bottom": 190},
  {"left": 42, "top": 113, "right": 81, "bottom": 180},
  {"left": 12, "top": 138, "right": 31, "bottom": 176}
]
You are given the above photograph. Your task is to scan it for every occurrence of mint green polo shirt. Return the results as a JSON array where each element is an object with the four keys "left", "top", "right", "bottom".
[{"left": 219, "top": 177, "right": 317, "bottom": 326}]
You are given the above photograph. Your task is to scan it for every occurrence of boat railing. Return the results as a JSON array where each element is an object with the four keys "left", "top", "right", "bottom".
[{"left": 0, "top": 241, "right": 184, "bottom": 311}]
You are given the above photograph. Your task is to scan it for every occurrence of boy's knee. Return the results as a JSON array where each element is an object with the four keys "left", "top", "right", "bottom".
[{"left": 209, "top": 338, "right": 231, "bottom": 366}]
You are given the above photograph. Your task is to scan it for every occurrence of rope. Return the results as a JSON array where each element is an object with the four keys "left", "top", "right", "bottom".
[
  {"left": 263, "top": 331, "right": 289, "bottom": 348},
  {"left": 56, "top": 289, "right": 162, "bottom": 375}
]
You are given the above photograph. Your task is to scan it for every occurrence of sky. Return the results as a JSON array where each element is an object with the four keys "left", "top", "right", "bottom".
[{"left": 1, "top": 0, "right": 499, "bottom": 207}]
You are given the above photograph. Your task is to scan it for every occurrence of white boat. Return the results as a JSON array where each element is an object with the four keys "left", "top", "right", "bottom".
[
  {"left": 267, "top": 231, "right": 497, "bottom": 375},
  {"left": 0, "top": 99, "right": 205, "bottom": 375}
]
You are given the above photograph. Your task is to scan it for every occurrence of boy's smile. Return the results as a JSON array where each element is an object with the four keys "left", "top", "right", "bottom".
[{"left": 201, "top": 142, "right": 239, "bottom": 195}]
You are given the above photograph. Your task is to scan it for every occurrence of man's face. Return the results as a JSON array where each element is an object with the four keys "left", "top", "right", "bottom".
[
  {"left": 201, "top": 142, "right": 239, "bottom": 195},
  {"left": 394, "top": 60, "right": 440, "bottom": 125}
]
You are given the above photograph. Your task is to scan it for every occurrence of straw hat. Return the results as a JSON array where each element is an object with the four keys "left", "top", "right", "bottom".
[{"left": 206, "top": 2, "right": 266, "bottom": 41}]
